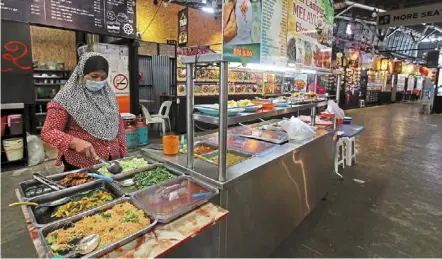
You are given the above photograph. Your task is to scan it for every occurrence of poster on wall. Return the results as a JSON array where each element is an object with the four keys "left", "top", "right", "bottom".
[
  {"left": 178, "top": 8, "right": 189, "bottom": 46},
  {"left": 260, "top": 0, "right": 288, "bottom": 66},
  {"left": 1, "top": 20, "right": 34, "bottom": 104},
  {"left": 1, "top": 0, "right": 137, "bottom": 38},
  {"left": 286, "top": 0, "right": 334, "bottom": 68},
  {"left": 223, "top": 0, "right": 262, "bottom": 63}
]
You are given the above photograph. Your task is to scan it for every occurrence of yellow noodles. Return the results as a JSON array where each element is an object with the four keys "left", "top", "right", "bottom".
[{"left": 47, "top": 202, "right": 150, "bottom": 253}]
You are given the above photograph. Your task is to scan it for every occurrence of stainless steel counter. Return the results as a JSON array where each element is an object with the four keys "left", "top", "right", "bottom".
[
  {"left": 140, "top": 126, "right": 335, "bottom": 257},
  {"left": 141, "top": 129, "right": 331, "bottom": 190}
]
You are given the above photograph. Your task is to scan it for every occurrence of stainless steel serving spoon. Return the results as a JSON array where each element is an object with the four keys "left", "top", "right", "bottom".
[
  {"left": 96, "top": 157, "right": 123, "bottom": 175},
  {"left": 63, "top": 234, "right": 101, "bottom": 258}
]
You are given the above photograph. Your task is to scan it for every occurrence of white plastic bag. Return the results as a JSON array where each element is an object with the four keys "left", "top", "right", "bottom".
[
  {"left": 280, "top": 117, "right": 315, "bottom": 140},
  {"left": 326, "top": 100, "right": 345, "bottom": 119},
  {"left": 27, "top": 134, "right": 45, "bottom": 166}
]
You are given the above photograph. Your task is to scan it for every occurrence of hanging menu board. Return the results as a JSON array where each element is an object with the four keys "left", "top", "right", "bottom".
[
  {"left": 260, "top": 0, "right": 288, "bottom": 66},
  {"left": 287, "top": 0, "right": 334, "bottom": 69},
  {"left": 1, "top": 0, "right": 136, "bottom": 38}
]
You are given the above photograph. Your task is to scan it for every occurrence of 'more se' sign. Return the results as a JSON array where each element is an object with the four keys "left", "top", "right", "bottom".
[{"left": 377, "top": 3, "right": 442, "bottom": 28}]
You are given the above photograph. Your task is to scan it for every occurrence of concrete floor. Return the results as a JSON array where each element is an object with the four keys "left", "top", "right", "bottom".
[{"left": 1, "top": 103, "right": 442, "bottom": 257}]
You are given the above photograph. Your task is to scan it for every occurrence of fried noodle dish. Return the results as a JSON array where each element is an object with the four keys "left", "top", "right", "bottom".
[{"left": 46, "top": 202, "right": 150, "bottom": 255}]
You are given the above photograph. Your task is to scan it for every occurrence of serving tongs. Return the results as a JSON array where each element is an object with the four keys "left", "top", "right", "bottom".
[{"left": 32, "top": 173, "right": 66, "bottom": 191}]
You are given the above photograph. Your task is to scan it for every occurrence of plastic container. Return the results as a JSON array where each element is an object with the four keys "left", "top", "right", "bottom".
[
  {"left": 343, "top": 117, "right": 352, "bottom": 125},
  {"left": 8, "top": 114, "right": 23, "bottom": 134},
  {"left": 135, "top": 116, "right": 148, "bottom": 146},
  {"left": 3, "top": 138, "right": 24, "bottom": 161},
  {"left": 262, "top": 103, "right": 275, "bottom": 111},
  {"left": 163, "top": 135, "right": 179, "bottom": 155},
  {"left": 132, "top": 175, "right": 218, "bottom": 223},
  {"left": 1, "top": 116, "right": 6, "bottom": 136},
  {"left": 124, "top": 121, "right": 138, "bottom": 150}
]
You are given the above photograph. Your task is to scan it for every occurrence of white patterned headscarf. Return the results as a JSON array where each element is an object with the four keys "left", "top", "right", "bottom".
[{"left": 54, "top": 52, "right": 120, "bottom": 140}]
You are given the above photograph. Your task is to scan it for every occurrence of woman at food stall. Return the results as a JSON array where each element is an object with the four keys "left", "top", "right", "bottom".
[{"left": 41, "top": 52, "right": 127, "bottom": 171}]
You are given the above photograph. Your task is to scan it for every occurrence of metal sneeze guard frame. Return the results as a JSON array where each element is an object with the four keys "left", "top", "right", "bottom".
[{"left": 181, "top": 52, "right": 341, "bottom": 182}]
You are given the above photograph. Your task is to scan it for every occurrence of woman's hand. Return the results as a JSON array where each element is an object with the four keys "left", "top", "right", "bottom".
[{"left": 69, "top": 138, "right": 97, "bottom": 159}]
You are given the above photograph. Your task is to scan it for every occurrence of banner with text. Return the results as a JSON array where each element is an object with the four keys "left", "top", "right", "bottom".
[
  {"left": 223, "top": 0, "right": 262, "bottom": 63},
  {"left": 287, "top": 0, "right": 333, "bottom": 69},
  {"left": 377, "top": 3, "right": 442, "bottom": 29}
]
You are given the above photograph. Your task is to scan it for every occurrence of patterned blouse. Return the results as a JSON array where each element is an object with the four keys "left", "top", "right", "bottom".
[{"left": 41, "top": 102, "right": 128, "bottom": 169}]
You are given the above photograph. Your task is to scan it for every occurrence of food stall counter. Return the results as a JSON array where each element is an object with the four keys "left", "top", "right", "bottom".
[{"left": 17, "top": 189, "right": 228, "bottom": 258}]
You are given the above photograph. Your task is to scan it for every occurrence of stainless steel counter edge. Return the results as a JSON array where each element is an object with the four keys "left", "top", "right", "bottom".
[
  {"left": 193, "top": 101, "right": 328, "bottom": 126},
  {"left": 140, "top": 130, "right": 334, "bottom": 190}
]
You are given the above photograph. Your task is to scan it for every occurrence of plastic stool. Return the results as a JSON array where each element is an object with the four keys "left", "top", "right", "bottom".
[
  {"left": 343, "top": 137, "right": 356, "bottom": 166},
  {"left": 359, "top": 99, "right": 365, "bottom": 108},
  {"left": 335, "top": 138, "right": 345, "bottom": 177}
]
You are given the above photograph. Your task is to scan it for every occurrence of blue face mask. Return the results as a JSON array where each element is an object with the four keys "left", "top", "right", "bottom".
[{"left": 85, "top": 80, "right": 106, "bottom": 91}]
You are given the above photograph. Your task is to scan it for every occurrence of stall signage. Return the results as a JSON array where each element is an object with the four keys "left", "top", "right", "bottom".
[
  {"left": 260, "top": 0, "right": 288, "bottom": 66},
  {"left": 233, "top": 47, "right": 254, "bottom": 58},
  {"left": 1, "top": 20, "right": 34, "bottom": 104},
  {"left": 1, "top": 0, "right": 137, "bottom": 38},
  {"left": 178, "top": 8, "right": 188, "bottom": 47},
  {"left": 167, "top": 40, "right": 177, "bottom": 45},
  {"left": 222, "top": 0, "right": 261, "bottom": 63},
  {"left": 377, "top": 3, "right": 442, "bottom": 28},
  {"left": 287, "top": 0, "right": 334, "bottom": 69}
]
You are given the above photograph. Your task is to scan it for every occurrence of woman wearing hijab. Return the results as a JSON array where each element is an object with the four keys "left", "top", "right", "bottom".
[{"left": 41, "top": 52, "right": 128, "bottom": 171}]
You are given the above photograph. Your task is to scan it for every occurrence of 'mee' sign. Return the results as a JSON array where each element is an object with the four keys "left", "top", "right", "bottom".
[{"left": 377, "top": 3, "right": 442, "bottom": 28}]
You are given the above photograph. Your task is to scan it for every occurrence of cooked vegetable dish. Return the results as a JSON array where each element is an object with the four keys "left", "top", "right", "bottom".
[
  {"left": 46, "top": 202, "right": 150, "bottom": 256},
  {"left": 98, "top": 158, "right": 148, "bottom": 176},
  {"left": 131, "top": 167, "right": 177, "bottom": 191},
  {"left": 52, "top": 191, "right": 113, "bottom": 218},
  {"left": 205, "top": 151, "right": 249, "bottom": 167},
  {"left": 194, "top": 144, "right": 216, "bottom": 155},
  {"left": 59, "top": 172, "right": 94, "bottom": 187}
]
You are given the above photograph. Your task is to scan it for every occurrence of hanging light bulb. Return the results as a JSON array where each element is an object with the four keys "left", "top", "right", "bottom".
[
  {"left": 372, "top": 9, "right": 378, "bottom": 18},
  {"left": 346, "top": 24, "right": 352, "bottom": 35}
]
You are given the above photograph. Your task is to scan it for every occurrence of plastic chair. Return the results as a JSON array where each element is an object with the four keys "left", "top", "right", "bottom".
[
  {"left": 141, "top": 105, "right": 165, "bottom": 136},
  {"left": 359, "top": 99, "right": 365, "bottom": 108},
  {"left": 152, "top": 101, "right": 172, "bottom": 132},
  {"left": 342, "top": 137, "right": 356, "bottom": 166},
  {"left": 334, "top": 138, "right": 345, "bottom": 178}
]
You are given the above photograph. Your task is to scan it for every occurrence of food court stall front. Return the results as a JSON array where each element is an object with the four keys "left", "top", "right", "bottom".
[{"left": 140, "top": 0, "right": 337, "bottom": 256}]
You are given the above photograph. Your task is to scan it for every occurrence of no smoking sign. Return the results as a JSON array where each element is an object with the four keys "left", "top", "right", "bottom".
[{"left": 112, "top": 74, "right": 128, "bottom": 91}]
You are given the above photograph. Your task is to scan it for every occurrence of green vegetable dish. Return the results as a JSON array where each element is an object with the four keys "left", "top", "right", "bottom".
[
  {"left": 98, "top": 158, "right": 149, "bottom": 176},
  {"left": 131, "top": 167, "right": 177, "bottom": 191}
]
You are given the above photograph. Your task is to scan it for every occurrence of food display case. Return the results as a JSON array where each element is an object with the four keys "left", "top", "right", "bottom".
[{"left": 141, "top": 52, "right": 337, "bottom": 258}]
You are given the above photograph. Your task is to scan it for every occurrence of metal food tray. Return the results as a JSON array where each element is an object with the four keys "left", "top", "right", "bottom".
[
  {"left": 92, "top": 154, "right": 161, "bottom": 178},
  {"left": 38, "top": 197, "right": 157, "bottom": 259},
  {"left": 202, "top": 149, "right": 251, "bottom": 168},
  {"left": 111, "top": 163, "right": 185, "bottom": 195},
  {"left": 18, "top": 169, "right": 99, "bottom": 201},
  {"left": 206, "top": 135, "right": 277, "bottom": 156},
  {"left": 132, "top": 175, "right": 219, "bottom": 223},
  {"left": 179, "top": 141, "right": 219, "bottom": 155},
  {"left": 27, "top": 180, "right": 124, "bottom": 228}
]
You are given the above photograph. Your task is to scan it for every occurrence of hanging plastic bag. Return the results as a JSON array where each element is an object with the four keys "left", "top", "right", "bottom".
[
  {"left": 27, "top": 133, "right": 45, "bottom": 166},
  {"left": 280, "top": 117, "right": 315, "bottom": 140},
  {"left": 326, "top": 100, "right": 345, "bottom": 119}
]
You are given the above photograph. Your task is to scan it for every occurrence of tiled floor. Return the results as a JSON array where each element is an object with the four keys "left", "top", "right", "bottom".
[{"left": 2, "top": 103, "right": 441, "bottom": 257}]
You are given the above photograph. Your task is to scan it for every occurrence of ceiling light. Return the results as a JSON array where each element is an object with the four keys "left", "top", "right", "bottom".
[
  {"left": 371, "top": 9, "right": 377, "bottom": 18},
  {"left": 202, "top": 7, "right": 214, "bottom": 13},
  {"left": 202, "top": 0, "right": 207, "bottom": 3}
]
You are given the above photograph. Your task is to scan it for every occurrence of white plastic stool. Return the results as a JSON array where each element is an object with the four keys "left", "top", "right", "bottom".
[
  {"left": 343, "top": 137, "right": 356, "bottom": 166},
  {"left": 335, "top": 138, "right": 345, "bottom": 178},
  {"left": 359, "top": 99, "right": 365, "bottom": 108}
]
